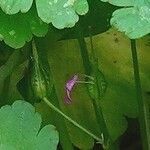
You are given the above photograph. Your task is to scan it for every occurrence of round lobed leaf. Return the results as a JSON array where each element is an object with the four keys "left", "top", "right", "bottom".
[
  {"left": 0, "top": 0, "right": 33, "bottom": 14},
  {"left": 73, "top": 0, "right": 89, "bottom": 15},
  {"left": 36, "top": 0, "right": 89, "bottom": 29},
  {"left": 111, "top": 7, "right": 150, "bottom": 39},
  {"left": 0, "top": 8, "right": 48, "bottom": 49},
  {"left": 101, "top": 0, "right": 150, "bottom": 39},
  {"left": 0, "top": 100, "right": 59, "bottom": 150}
]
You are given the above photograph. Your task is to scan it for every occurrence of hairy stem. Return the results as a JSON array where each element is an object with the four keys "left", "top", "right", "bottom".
[
  {"left": 130, "top": 40, "right": 150, "bottom": 150},
  {"left": 43, "top": 97, "right": 103, "bottom": 144}
]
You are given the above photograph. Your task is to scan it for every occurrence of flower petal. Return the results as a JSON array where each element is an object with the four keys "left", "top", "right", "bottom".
[
  {"left": 66, "top": 75, "right": 78, "bottom": 91},
  {"left": 65, "top": 75, "right": 78, "bottom": 103}
]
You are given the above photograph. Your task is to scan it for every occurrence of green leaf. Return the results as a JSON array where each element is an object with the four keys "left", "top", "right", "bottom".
[
  {"left": 36, "top": 0, "right": 89, "bottom": 29},
  {"left": 0, "top": 0, "right": 33, "bottom": 14},
  {"left": 57, "top": 0, "right": 117, "bottom": 40},
  {"left": 102, "top": 0, "right": 150, "bottom": 38},
  {"left": 73, "top": 0, "right": 89, "bottom": 15},
  {"left": 111, "top": 7, "right": 150, "bottom": 39},
  {"left": 0, "top": 8, "right": 48, "bottom": 49},
  {"left": 0, "top": 47, "right": 30, "bottom": 105},
  {"left": 0, "top": 100, "right": 59, "bottom": 150},
  {"left": 45, "top": 30, "right": 145, "bottom": 145},
  {"left": 24, "top": 38, "right": 74, "bottom": 150},
  {"left": 88, "top": 29, "right": 141, "bottom": 140},
  {"left": 46, "top": 40, "right": 99, "bottom": 149},
  {"left": 0, "top": 50, "right": 21, "bottom": 83},
  {"left": 36, "top": 89, "right": 74, "bottom": 150},
  {"left": 27, "top": 9, "right": 49, "bottom": 37},
  {"left": 1, "top": 61, "right": 28, "bottom": 105}
]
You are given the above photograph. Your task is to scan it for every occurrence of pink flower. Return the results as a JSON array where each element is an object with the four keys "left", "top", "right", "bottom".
[
  {"left": 65, "top": 75, "right": 78, "bottom": 104},
  {"left": 64, "top": 74, "right": 94, "bottom": 104}
]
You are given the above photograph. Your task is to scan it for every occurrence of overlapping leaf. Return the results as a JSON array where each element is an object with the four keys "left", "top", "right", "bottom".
[
  {"left": 0, "top": 0, "right": 89, "bottom": 29},
  {"left": 36, "top": 0, "right": 89, "bottom": 29},
  {"left": 101, "top": 0, "right": 150, "bottom": 39},
  {"left": 0, "top": 0, "right": 89, "bottom": 48},
  {"left": 0, "top": 8, "right": 48, "bottom": 49},
  {"left": 0, "top": 0, "right": 33, "bottom": 14},
  {"left": 0, "top": 100, "right": 59, "bottom": 150}
]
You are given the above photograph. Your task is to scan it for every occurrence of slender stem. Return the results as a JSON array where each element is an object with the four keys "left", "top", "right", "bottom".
[
  {"left": 130, "top": 40, "right": 150, "bottom": 150},
  {"left": 34, "top": 39, "right": 74, "bottom": 150},
  {"left": 77, "top": 36, "right": 102, "bottom": 128},
  {"left": 43, "top": 97, "right": 103, "bottom": 143},
  {"left": 76, "top": 81, "right": 94, "bottom": 84},
  {"left": 89, "top": 26, "right": 96, "bottom": 60},
  {"left": 77, "top": 29, "right": 111, "bottom": 148},
  {"left": 77, "top": 31, "right": 91, "bottom": 75},
  {"left": 79, "top": 74, "right": 94, "bottom": 80}
]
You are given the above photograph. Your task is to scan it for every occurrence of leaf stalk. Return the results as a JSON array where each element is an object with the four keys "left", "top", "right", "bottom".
[
  {"left": 130, "top": 40, "right": 150, "bottom": 150},
  {"left": 43, "top": 97, "right": 103, "bottom": 144}
]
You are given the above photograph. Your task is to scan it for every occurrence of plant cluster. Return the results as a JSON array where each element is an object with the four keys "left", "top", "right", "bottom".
[{"left": 0, "top": 0, "right": 150, "bottom": 150}]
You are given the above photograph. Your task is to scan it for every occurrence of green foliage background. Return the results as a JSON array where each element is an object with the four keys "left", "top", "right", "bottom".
[
  {"left": 1, "top": 28, "right": 149, "bottom": 149},
  {"left": 0, "top": 0, "right": 150, "bottom": 149},
  {"left": 37, "top": 29, "right": 149, "bottom": 149}
]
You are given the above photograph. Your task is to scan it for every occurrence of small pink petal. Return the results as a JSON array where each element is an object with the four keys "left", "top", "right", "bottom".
[
  {"left": 65, "top": 75, "right": 78, "bottom": 104},
  {"left": 66, "top": 89, "right": 72, "bottom": 101},
  {"left": 64, "top": 96, "right": 72, "bottom": 104},
  {"left": 66, "top": 75, "right": 78, "bottom": 91}
]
